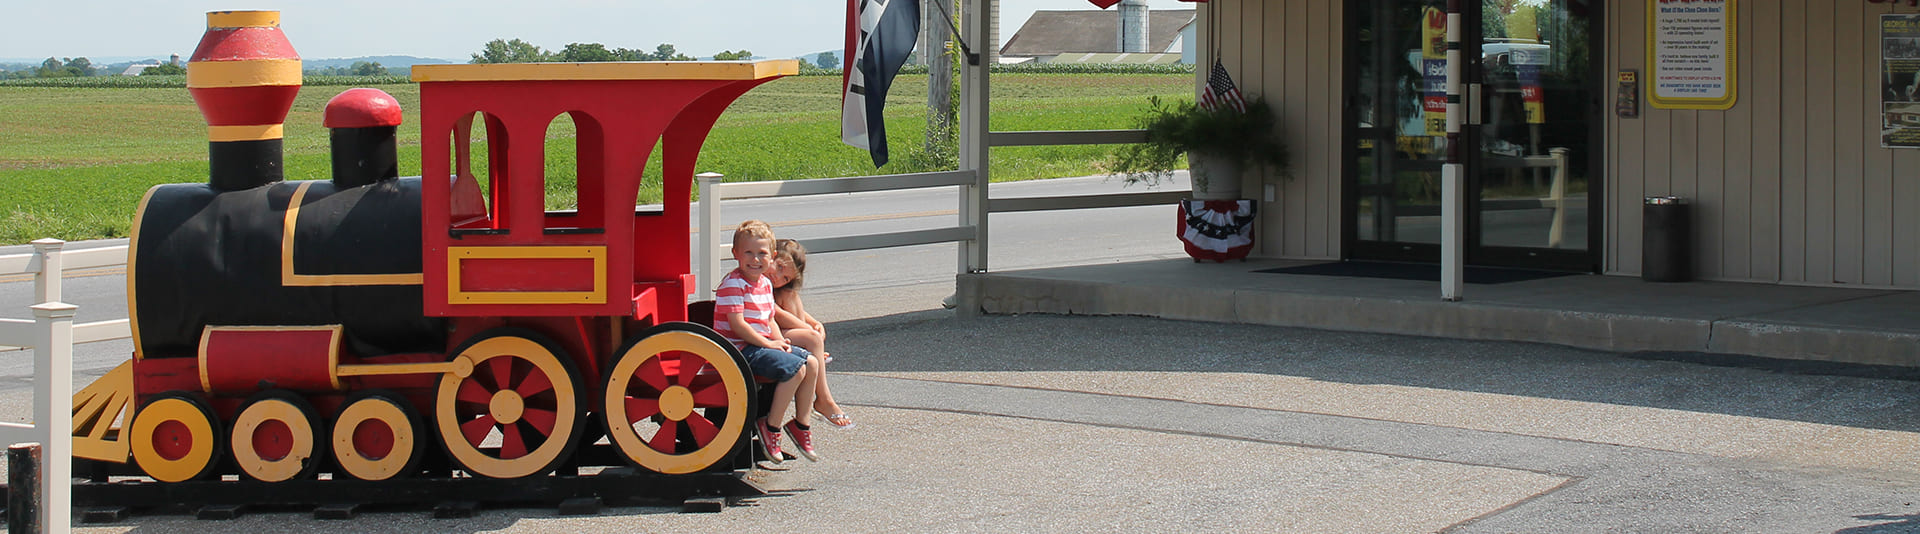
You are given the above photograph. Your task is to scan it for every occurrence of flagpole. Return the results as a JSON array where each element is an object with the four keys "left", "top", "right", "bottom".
[{"left": 1441, "top": 0, "right": 1465, "bottom": 301}]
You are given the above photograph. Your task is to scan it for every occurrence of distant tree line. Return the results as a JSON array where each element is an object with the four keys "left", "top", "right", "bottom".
[
  {"left": 470, "top": 39, "right": 701, "bottom": 63},
  {"left": 306, "top": 61, "right": 390, "bottom": 76},
  {"left": 3, "top": 57, "right": 97, "bottom": 79},
  {"left": 142, "top": 63, "right": 185, "bottom": 75},
  {"left": 465, "top": 39, "right": 850, "bottom": 77},
  {"left": 2, "top": 57, "right": 197, "bottom": 79}
]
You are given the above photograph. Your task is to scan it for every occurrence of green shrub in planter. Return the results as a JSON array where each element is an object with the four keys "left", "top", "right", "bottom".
[{"left": 1107, "top": 95, "right": 1289, "bottom": 192}]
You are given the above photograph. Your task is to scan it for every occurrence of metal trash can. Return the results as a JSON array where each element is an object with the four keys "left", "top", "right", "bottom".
[{"left": 1642, "top": 196, "right": 1691, "bottom": 282}]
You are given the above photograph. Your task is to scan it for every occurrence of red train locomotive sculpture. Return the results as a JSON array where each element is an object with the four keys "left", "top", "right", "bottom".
[{"left": 67, "top": 11, "right": 799, "bottom": 487}]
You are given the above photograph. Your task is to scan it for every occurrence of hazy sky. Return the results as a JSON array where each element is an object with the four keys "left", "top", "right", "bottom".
[{"left": 1, "top": 0, "right": 1196, "bottom": 62}]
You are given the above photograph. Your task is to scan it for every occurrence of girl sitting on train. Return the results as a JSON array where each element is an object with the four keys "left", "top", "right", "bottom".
[{"left": 771, "top": 239, "right": 855, "bottom": 429}]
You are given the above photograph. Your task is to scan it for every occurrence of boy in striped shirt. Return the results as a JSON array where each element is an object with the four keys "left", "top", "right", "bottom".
[{"left": 714, "top": 220, "right": 821, "bottom": 462}]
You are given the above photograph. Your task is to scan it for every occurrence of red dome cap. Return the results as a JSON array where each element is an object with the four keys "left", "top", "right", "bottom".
[{"left": 323, "top": 88, "right": 403, "bottom": 128}]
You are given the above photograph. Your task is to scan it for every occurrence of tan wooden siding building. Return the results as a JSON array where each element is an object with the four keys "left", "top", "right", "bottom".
[{"left": 1201, "top": 0, "right": 1920, "bottom": 290}]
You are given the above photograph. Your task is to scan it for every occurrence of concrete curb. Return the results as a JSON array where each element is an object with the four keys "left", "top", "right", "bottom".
[{"left": 963, "top": 270, "right": 1919, "bottom": 367}]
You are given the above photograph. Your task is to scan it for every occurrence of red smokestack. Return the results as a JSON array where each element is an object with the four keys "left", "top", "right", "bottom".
[{"left": 187, "top": 10, "right": 301, "bottom": 191}]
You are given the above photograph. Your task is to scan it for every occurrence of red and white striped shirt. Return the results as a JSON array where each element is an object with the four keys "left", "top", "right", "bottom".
[{"left": 713, "top": 269, "right": 777, "bottom": 350}]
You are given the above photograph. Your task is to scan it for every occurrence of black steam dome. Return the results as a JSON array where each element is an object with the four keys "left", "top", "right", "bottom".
[{"left": 324, "top": 88, "right": 403, "bottom": 188}]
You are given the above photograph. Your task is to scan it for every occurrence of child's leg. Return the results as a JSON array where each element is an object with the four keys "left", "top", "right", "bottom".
[
  {"left": 766, "top": 362, "right": 807, "bottom": 427},
  {"left": 784, "top": 328, "right": 844, "bottom": 418},
  {"left": 792, "top": 354, "right": 821, "bottom": 427},
  {"left": 812, "top": 363, "right": 845, "bottom": 416},
  {"left": 785, "top": 328, "right": 825, "bottom": 358},
  {"left": 744, "top": 345, "right": 809, "bottom": 427}
]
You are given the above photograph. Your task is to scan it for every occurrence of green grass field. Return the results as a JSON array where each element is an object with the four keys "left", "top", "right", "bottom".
[{"left": 0, "top": 73, "right": 1191, "bottom": 245}]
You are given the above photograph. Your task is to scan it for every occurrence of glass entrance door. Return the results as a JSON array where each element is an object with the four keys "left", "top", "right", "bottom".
[{"left": 1345, "top": 0, "right": 1600, "bottom": 271}]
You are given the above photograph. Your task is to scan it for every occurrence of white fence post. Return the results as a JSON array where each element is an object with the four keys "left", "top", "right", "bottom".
[
  {"left": 31, "top": 239, "right": 63, "bottom": 305},
  {"left": 31, "top": 301, "right": 74, "bottom": 534},
  {"left": 696, "top": 172, "right": 723, "bottom": 302}
]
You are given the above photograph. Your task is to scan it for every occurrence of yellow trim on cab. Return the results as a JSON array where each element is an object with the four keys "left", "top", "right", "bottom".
[{"left": 447, "top": 246, "right": 607, "bottom": 305}]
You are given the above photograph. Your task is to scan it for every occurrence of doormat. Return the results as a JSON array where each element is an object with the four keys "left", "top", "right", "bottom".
[{"left": 1253, "top": 261, "right": 1580, "bottom": 284}]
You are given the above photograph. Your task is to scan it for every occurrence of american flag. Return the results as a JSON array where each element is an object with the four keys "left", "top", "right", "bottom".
[{"left": 1199, "top": 59, "right": 1247, "bottom": 114}]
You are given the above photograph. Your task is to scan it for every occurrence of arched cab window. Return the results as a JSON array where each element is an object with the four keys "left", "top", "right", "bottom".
[
  {"left": 540, "top": 111, "right": 606, "bottom": 236},
  {"left": 447, "top": 111, "right": 502, "bottom": 236},
  {"left": 445, "top": 111, "right": 606, "bottom": 236}
]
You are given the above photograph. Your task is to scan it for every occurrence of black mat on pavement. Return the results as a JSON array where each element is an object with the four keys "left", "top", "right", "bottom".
[{"left": 1253, "top": 261, "right": 1580, "bottom": 284}]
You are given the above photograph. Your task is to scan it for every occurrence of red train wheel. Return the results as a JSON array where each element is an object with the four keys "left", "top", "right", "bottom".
[
  {"left": 332, "top": 390, "right": 426, "bottom": 481},
  {"left": 435, "top": 330, "right": 583, "bottom": 479},
  {"left": 601, "top": 323, "right": 753, "bottom": 475},
  {"left": 230, "top": 390, "right": 322, "bottom": 482},
  {"left": 129, "top": 392, "right": 222, "bottom": 483}
]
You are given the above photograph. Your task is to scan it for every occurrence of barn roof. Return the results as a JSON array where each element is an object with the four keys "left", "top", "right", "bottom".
[{"left": 1000, "top": 9, "right": 1195, "bottom": 57}]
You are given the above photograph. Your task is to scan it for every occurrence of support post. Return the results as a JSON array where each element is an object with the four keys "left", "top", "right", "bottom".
[
  {"left": 925, "top": 0, "right": 955, "bottom": 158},
  {"left": 8, "top": 443, "right": 40, "bottom": 534},
  {"left": 30, "top": 303, "right": 74, "bottom": 534},
  {"left": 1441, "top": 0, "right": 1465, "bottom": 302},
  {"left": 955, "top": 0, "right": 992, "bottom": 315},
  {"left": 696, "top": 172, "right": 723, "bottom": 302}
]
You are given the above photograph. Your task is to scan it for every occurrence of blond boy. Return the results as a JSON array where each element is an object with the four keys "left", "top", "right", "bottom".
[{"left": 713, "top": 220, "right": 821, "bottom": 462}]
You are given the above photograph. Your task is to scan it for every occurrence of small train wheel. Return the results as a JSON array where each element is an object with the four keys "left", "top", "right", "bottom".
[
  {"left": 601, "top": 323, "right": 754, "bottom": 475},
  {"left": 230, "top": 390, "right": 323, "bottom": 482},
  {"left": 435, "top": 329, "right": 584, "bottom": 479},
  {"left": 332, "top": 390, "right": 426, "bottom": 481},
  {"left": 129, "top": 392, "right": 222, "bottom": 483}
]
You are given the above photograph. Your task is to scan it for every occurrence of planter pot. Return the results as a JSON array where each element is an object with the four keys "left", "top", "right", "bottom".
[
  {"left": 1177, "top": 198, "right": 1256, "bottom": 262},
  {"left": 1187, "top": 152, "right": 1242, "bottom": 200}
]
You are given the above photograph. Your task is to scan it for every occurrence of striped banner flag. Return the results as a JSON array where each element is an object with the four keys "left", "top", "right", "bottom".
[
  {"left": 841, "top": 0, "right": 921, "bottom": 167},
  {"left": 1199, "top": 58, "right": 1247, "bottom": 114}
]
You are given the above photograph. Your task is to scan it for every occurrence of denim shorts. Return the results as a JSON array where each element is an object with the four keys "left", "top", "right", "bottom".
[{"left": 740, "top": 345, "right": 810, "bottom": 382}]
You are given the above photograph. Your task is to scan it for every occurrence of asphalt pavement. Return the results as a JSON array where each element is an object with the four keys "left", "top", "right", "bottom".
[{"left": 29, "top": 279, "right": 1920, "bottom": 533}]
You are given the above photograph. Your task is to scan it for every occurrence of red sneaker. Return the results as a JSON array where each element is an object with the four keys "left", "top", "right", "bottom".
[
  {"left": 783, "top": 420, "right": 820, "bottom": 462},
  {"left": 757, "top": 420, "right": 784, "bottom": 464}
]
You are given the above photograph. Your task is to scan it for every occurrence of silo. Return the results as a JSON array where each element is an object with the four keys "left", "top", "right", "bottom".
[{"left": 1118, "top": 0, "right": 1149, "bottom": 53}]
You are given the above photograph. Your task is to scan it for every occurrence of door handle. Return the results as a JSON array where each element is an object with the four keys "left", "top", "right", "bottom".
[{"left": 1467, "top": 83, "right": 1483, "bottom": 126}]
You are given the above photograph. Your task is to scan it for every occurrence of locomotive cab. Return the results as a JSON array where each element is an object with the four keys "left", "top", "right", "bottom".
[{"left": 414, "top": 62, "right": 795, "bottom": 326}]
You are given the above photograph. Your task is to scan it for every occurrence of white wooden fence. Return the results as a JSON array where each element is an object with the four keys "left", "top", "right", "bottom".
[
  {"left": 0, "top": 239, "right": 131, "bottom": 533},
  {"left": 694, "top": 129, "right": 1188, "bottom": 301}
]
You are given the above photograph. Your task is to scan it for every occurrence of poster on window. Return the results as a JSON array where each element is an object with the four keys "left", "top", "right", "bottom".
[
  {"left": 1420, "top": 6, "right": 1448, "bottom": 137},
  {"left": 1882, "top": 14, "right": 1920, "bottom": 148},
  {"left": 1647, "top": 0, "right": 1736, "bottom": 110}
]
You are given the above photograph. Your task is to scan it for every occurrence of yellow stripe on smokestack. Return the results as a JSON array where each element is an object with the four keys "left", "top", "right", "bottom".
[
  {"left": 208, "top": 124, "right": 285, "bottom": 142},
  {"left": 206, "top": 11, "right": 280, "bottom": 29},
  {"left": 187, "top": 59, "right": 302, "bottom": 88}
]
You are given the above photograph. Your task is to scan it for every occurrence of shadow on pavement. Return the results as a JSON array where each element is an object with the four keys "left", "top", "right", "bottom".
[
  {"left": 1839, "top": 513, "right": 1920, "bottom": 533},
  {"left": 825, "top": 310, "right": 1920, "bottom": 435}
]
